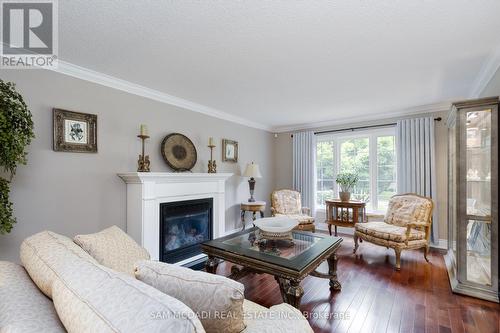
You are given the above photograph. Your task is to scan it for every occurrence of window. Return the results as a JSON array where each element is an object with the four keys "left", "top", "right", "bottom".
[{"left": 315, "top": 128, "right": 397, "bottom": 212}]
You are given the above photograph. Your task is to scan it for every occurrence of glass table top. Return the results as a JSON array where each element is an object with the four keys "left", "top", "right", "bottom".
[
  {"left": 223, "top": 229, "right": 322, "bottom": 260},
  {"left": 202, "top": 227, "right": 342, "bottom": 272}
]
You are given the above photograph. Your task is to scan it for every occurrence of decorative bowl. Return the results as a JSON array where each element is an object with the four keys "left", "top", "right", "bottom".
[{"left": 254, "top": 217, "right": 298, "bottom": 233}]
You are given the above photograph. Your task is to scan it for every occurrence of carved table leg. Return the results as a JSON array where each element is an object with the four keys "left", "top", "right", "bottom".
[
  {"left": 241, "top": 210, "right": 246, "bottom": 231},
  {"left": 276, "top": 277, "right": 304, "bottom": 308},
  {"left": 353, "top": 233, "right": 359, "bottom": 253},
  {"left": 260, "top": 210, "right": 264, "bottom": 218},
  {"left": 327, "top": 253, "right": 341, "bottom": 291},
  {"left": 275, "top": 276, "right": 287, "bottom": 303},
  {"left": 205, "top": 256, "right": 219, "bottom": 274},
  {"left": 252, "top": 211, "right": 257, "bottom": 227}
]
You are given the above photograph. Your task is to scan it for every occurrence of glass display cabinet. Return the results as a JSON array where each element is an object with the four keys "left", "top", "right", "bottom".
[{"left": 445, "top": 97, "right": 498, "bottom": 302}]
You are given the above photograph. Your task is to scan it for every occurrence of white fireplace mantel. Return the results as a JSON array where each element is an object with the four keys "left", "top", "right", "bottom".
[{"left": 118, "top": 172, "right": 233, "bottom": 263}]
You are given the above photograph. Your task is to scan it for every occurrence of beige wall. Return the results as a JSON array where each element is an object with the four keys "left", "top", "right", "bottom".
[
  {"left": 480, "top": 67, "right": 500, "bottom": 97},
  {"left": 9, "top": 65, "right": 500, "bottom": 260},
  {"left": 273, "top": 111, "right": 449, "bottom": 242},
  {"left": 0, "top": 70, "right": 275, "bottom": 262}
]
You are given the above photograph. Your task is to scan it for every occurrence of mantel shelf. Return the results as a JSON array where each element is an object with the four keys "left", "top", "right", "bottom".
[{"left": 117, "top": 172, "right": 234, "bottom": 184}]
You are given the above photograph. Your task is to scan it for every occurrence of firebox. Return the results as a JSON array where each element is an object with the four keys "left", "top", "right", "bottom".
[{"left": 159, "top": 198, "right": 213, "bottom": 264}]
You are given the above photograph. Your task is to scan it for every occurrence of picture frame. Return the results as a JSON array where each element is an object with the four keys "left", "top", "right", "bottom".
[
  {"left": 53, "top": 108, "right": 97, "bottom": 153},
  {"left": 222, "top": 139, "right": 238, "bottom": 163}
]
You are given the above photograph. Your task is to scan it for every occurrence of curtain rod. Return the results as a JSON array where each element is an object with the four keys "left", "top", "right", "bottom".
[{"left": 290, "top": 117, "right": 442, "bottom": 138}]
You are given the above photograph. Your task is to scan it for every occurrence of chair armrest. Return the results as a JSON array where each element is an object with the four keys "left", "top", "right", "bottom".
[
  {"left": 301, "top": 207, "right": 311, "bottom": 216},
  {"left": 270, "top": 207, "right": 276, "bottom": 216},
  {"left": 405, "top": 222, "right": 431, "bottom": 245},
  {"left": 406, "top": 222, "right": 431, "bottom": 228}
]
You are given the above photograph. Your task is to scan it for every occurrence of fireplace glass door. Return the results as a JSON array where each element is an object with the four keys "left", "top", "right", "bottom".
[{"left": 160, "top": 198, "right": 213, "bottom": 264}]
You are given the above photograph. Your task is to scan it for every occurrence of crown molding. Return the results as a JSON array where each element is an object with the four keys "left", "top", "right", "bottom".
[
  {"left": 50, "top": 61, "right": 272, "bottom": 132},
  {"left": 469, "top": 46, "right": 500, "bottom": 98},
  {"left": 271, "top": 101, "right": 452, "bottom": 133}
]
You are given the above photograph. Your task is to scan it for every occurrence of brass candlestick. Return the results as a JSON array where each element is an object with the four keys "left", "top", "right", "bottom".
[
  {"left": 137, "top": 134, "right": 151, "bottom": 172},
  {"left": 208, "top": 144, "right": 216, "bottom": 173}
]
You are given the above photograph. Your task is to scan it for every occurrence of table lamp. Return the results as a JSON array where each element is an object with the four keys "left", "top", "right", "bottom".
[{"left": 243, "top": 162, "right": 262, "bottom": 202}]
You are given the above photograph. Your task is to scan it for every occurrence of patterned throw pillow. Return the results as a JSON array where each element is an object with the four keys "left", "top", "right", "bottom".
[
  {"left": 74, "top": 225, "right": 150, "bottom": 275},
  {"left": 134, "top": 260, "right": 246, "bottom": 333}
]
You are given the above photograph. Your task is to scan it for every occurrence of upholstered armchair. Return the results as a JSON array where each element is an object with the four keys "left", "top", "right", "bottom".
[
  {"left": 271, "top": 189, "right": 315, "bottom": 232},
  {"left": 353, "top": 193, "right": 434, "bottom": 270}
]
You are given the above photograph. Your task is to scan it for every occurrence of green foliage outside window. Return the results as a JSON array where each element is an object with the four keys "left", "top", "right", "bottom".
[
  {"left": 0, "top": 79, "right": 34, "bottom": 234},
  {"left": 316, "top": 134, "right": 396, "bottom": 210},
  {"left": 377, "top": 136, "right": 397, "bottom": 210},
  {"left": 340, "top": 138, "right": 369, "bottom": 201},
  {"left": 316, "top": 141, "right": 335, "bottom": 205}
]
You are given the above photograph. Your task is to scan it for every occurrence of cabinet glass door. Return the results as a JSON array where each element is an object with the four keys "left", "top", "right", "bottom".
[
  {"left": 465, "top": 109, "right": 492, "bottom": 285},
  {"left": 448, "top": 119, "right": 457, "bottom": 258}
]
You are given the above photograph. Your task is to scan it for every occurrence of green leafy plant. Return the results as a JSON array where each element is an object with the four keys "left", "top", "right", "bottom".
[
  {"left": 0, "top": 79, "right": 34, "bottom": 234},
  {"left": 336, "top": 172, "right": 359, "bottom": 193},
  {"left": 0, "top": 178, "right": 15, "bottom": 234}
]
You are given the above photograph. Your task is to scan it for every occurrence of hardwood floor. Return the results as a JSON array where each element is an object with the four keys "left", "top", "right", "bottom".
[{"left": 216, "top": 234, "right": 500, "bottom": 333}]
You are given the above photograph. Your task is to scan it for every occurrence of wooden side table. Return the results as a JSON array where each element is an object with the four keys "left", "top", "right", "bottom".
[
  {"left": 240, "top": 201, "right": 266, "bottom": 230},
  {"left": 325, "top": 199, "right": 366, "bottom": 236}
]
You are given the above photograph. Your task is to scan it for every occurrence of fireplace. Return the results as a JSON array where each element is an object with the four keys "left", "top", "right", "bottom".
[
  {"left": 159, "top": 198, "right": 213, "bottom": 265},
  {"left": 118, "top": 172, "right": 232, "bottom": 264}
]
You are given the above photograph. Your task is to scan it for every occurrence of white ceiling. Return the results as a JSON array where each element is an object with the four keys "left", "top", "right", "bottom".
[{"left": 58, "top": 0, "right": 500, "bottom": 131}]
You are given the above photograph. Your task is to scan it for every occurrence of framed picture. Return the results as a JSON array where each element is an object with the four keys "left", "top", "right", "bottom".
[
  {"left": 222, "top": 139, "right": 238, "bottom": 163},
  {"left": 53, "top": 109, "right": 97, "bottom": 153}
]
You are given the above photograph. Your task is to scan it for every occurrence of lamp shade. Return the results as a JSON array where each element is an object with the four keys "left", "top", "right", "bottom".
[{"left": 243, "top": 162, "right": 262, "bottom": 178}]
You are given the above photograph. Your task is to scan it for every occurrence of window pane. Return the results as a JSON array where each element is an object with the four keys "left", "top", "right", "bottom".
[
  {"left": 316, "top": 141, "right": 334, "bottom": 207},
  {"left": 377, "top": 136, "right": 396, "bottom": 211},
  {"left": 340, "top": 137, "right": 370, "bottom": 204}
]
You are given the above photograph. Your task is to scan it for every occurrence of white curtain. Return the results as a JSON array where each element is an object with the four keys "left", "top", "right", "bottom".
[
  {"left": 396, "top": 117, "right": 438, "bottom": 243},
  {"left": 292, "top": 131, "right": 316, "bottom": 213}
]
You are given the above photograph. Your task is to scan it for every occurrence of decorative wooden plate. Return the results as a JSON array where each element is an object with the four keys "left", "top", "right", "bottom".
[{"left": 160, "top": 133, "right": 197, "bottom": 171}]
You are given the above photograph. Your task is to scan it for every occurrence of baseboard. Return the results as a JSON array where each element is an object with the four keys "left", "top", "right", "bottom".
[
  {"left": 223, "top": 227, "right": 241, "bottom": 236},
  {"left": 431, "top": 239, "right": 448, "bottom": 250}
]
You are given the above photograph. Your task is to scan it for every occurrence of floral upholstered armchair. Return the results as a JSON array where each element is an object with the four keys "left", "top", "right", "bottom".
[
  {"left": 271, "top": 189, "right": 315, "bottom": 232},
  {"left": 353, "top": 193, "right": 434, "bottom": 270}
]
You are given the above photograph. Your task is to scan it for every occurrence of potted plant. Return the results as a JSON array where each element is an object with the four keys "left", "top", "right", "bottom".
[
  {"left": 336, "top": 172, "right": 359, "bottom": 202},
  {"left": 0, "top": 79, "right": 34, "bottom": 234}
]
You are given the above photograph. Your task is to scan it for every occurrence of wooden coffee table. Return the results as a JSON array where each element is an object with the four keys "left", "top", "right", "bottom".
[{"left": 201, "top": 228, "right": 342, "bottom": 308}]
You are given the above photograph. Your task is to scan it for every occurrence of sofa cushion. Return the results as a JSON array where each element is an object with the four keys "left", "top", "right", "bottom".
[
  {"left": 384, "top": 194, "right": 433, "bottom": 227},
  {"left": 0, "top": 261, "right": 65, "bottom": 333},
  {"left": 74, "top": 225, "right": 150, "bottom": 275},
  {"left": 242, "top": 300, "right": 313, "bottom": 333},
  {"left": 52, "top": 254, "right": 205, "bottom": 333},
  {"left": 134, "top": 260, "right": 245, "bottom": 333},
  {"left": 355, "top": 222, "right": 426, "bottom": 242},
  {"left": 20, "top": 230, "right": 98, "bottom": 298}
]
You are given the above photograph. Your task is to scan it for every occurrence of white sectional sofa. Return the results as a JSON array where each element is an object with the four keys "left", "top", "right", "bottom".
[{"left": 0, "top": 228, "right": 313, "bottom": 333}]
